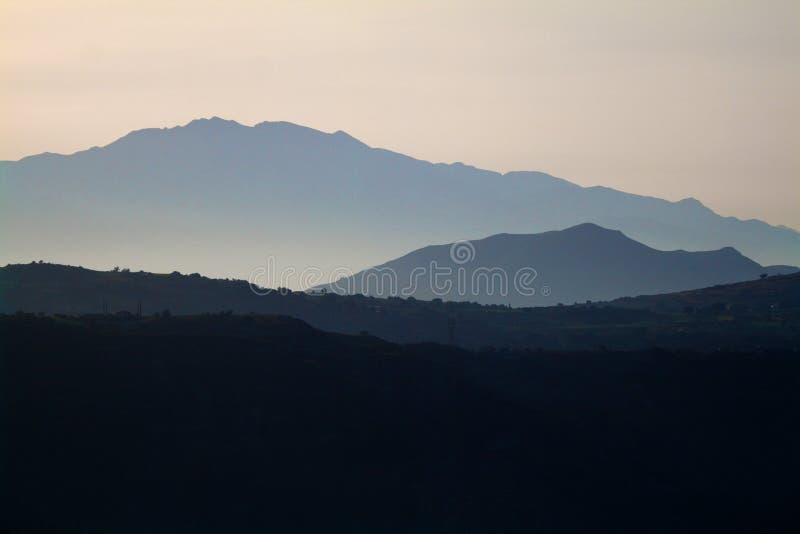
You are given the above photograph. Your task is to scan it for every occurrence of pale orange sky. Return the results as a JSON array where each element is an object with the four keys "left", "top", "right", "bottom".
[{"left": 2, "top": 0, "right": 799, "bottom": 228}]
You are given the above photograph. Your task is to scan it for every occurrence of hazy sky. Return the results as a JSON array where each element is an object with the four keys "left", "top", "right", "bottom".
[{"left": 2, "top": 0, "right": 798, "bottom": 228}]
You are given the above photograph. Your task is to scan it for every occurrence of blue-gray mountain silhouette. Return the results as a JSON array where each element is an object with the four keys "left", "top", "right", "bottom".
[
  {"left": 1, "top": 117, "right": 798, "bottom": 278},
  {"left": 323, "top": 223, "right": 797, "bottom": 306}
]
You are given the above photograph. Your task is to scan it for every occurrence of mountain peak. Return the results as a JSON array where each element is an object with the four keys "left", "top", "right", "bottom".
[
  {"left": 332, "top": 129, "right": 368, "bottom": 147},
  {"left": 184, "top": 117, "right": 243, "bottom": 129},
  {"left": 676, "top": 197, "right": 707, "bottom": 209},
  {"left": 717, "top": 246, "right": 745, "bottom": 256},
  {"left": 325, "top": 222, "right": 778, "bottom": 306}
]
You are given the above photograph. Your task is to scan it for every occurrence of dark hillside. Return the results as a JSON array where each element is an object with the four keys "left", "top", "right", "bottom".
[
  {"left": 2, "top": 263, "right": 800, "bottom": 350},
  {"left": 2, "top": 315, "right": 799, "bottom": 532}
]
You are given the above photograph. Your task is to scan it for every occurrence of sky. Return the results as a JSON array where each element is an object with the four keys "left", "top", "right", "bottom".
[{"left": 2, "top": 0, "right": 798, "bottom": 229}]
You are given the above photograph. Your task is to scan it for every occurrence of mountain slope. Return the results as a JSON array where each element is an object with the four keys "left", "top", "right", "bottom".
[
  {"left": 5, "top": 314, "right": 798, "bottom": 532},
  {"left": 3, "top": 261, "right": 799, "bottom": 349},
  {"left": 613, "top": 269, "right": 800, "bottom": 312},
  {"left": 1, "top": 117, "right": 798, "bottom": 281},
  {"left": 324, "top": 223, "right": 797, "bottom": 306}
]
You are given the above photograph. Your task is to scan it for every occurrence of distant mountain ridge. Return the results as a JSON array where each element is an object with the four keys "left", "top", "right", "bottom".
[
  {"left": 323, "top": 223, "right": 798, "bottom": 306},
  {"left": 1, "top": 117, "right": 798, "bottom": 280}
]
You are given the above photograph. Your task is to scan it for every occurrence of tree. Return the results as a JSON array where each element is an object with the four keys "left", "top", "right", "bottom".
[{"left": 760, "top": 273, "right": 768, "bottom": 280}]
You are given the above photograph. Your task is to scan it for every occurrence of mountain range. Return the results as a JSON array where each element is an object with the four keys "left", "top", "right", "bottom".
[
  {"left": 323, "top": 223, "right": 797, "bottom": 306},
  {"left": 1, "top": 117, "right": 798, "bottom": 283},
  {"left": 3, "top": 261, "right": 799, "bottom": 350}
]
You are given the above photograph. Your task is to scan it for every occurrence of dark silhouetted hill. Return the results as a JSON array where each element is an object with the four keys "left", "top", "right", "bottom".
[
  {"left": 1, "top": 314, "right": 798, "bottom": 533},
  {"left": 614, "top": 269, "right": 800, "bottom": 312},
  {"left": 3, "top": 261, "right": 799, "bottom": 350}
]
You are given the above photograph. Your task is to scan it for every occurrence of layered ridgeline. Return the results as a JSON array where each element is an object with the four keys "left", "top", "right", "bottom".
[
  {"left": 1, "top": 117, "right": 798, "bottom": 281},
  {"left": 2, "top": 261, "right": 799, "bottom": 350},
  {"left": 322, "top": 223, "right": 797, "bottom": 306}
]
